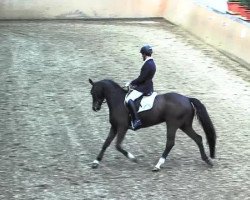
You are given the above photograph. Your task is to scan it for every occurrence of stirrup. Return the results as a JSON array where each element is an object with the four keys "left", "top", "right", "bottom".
[{"left": 131, "top": 119, "right": 142, "bottom": 130}]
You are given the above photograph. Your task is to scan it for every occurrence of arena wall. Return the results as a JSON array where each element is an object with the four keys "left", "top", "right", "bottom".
[
  {"left": 162, "top": 0, "right": 250, "bottom": 67},
  {"left": 0, "top": 0, "right": 249, "bottom": 66},
  {"left": 0, "top": 0, "right": 163, "bottom": 19}
]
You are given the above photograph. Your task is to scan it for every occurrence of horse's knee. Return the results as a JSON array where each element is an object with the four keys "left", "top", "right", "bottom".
[{"left": 195, "top": 134, "right": 203, "bottom": 144}]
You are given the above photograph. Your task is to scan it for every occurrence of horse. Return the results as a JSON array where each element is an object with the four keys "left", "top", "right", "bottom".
[{"left": 89, "top": 78, "right": 216, "bottom": 171}]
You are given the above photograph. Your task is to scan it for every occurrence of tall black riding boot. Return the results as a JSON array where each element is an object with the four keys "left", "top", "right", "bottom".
[{"left": 127, "top": 100, "right": 142, "bottom": 130}]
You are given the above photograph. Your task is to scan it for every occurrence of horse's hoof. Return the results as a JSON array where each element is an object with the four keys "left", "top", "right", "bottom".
[
  {"left": 131, "top": 157, "right": 138, "bottom": 163},
  {"left": 92, "top": 163, "right": 99, "bottom": 169},
  {"left": 205, "top": 159, "right": 214, "bottom": 167},
  {"left": 127, "top": 153, "right": 138, "bottom": 163},
  {"left": 152, "top": 167, "right": 160, "bottom": 172},
  {"left": 91, "top": 160, "right": 100, "bottom": 169}
]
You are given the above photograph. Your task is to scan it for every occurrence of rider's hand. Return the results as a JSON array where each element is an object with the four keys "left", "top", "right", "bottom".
[{"left": 125, "top": 82, "right": 131, "bottom": 87}]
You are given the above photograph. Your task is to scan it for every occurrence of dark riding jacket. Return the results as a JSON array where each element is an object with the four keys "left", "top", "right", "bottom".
[{"left": 131, "top": 58, "right": 156, "bottom": 95}]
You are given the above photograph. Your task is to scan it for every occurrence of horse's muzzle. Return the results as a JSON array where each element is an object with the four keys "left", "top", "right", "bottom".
[
  {"left": 93, "top": 107, "right": 100, "bottom": 112},
  {"left": 92, "top": 104, "right": 101, "bottom": 112}
]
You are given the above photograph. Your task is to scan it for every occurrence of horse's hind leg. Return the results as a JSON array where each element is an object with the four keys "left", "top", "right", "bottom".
[
  {"left": 115, "top": 127, "right": 137, "bottom": 163},
  {"left": 92, "top": 126, "right": 117, "bottom": 168},
  {"left": 181, "top": 125, "right": 213, "bottom": 166},
  {"left": 153, "top": 125, "right": 177, "bottom": 172}
]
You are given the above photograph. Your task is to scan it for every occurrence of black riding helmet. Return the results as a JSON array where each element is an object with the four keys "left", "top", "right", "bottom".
[{"left": 140, "top": 45, "right": 153, "bottom": 56}]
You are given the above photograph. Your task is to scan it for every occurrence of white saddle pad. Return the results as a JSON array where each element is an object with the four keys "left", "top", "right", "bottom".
[{"left": 138, "top": 92, "right": 157, "bottom": 113}]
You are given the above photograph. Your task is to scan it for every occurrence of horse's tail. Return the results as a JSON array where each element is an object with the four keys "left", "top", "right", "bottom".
[{"left": 189, "top": 98, "right": 216, "bottom": 158}]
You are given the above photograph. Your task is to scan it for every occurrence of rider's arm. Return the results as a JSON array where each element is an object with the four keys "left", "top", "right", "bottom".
[{"left": 131, "top": 65, "right": 152, "bottom": 86}]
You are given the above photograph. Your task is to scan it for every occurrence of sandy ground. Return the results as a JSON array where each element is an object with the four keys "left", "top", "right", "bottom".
[{"left": 0, "top": 19, "right": 250, "bottom": 200}]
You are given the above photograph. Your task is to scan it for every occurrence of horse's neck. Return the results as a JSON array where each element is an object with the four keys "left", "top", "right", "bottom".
[{"left": 104, "top": 87, "right": 126, "bottom": 111}]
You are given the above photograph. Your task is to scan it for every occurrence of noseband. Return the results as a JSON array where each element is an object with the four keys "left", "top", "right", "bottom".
[{"left": 96, "top": 98, "right": 106, "bottom": 105}]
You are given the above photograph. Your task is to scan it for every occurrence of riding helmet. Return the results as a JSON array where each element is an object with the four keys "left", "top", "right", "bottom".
[{"left": 140, "top": 45, "right": 153, "bottom": 55}]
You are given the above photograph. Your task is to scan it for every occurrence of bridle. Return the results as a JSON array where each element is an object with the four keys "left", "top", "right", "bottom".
[
  {"left": 96, "top": 97, "right": 106, "bottom": 106},
  {"left": 100, "top": 98, "right": 106, "bottom": 104}
]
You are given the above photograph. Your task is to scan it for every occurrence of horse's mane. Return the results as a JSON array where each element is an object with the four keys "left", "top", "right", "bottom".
[{"left": 100, "top": 79, "right": 127, "bottom": 93}]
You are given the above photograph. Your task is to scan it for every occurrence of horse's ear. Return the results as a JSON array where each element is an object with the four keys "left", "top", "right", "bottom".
[{"left": 89, "top": 78, "right": 94, "bottom": 85}]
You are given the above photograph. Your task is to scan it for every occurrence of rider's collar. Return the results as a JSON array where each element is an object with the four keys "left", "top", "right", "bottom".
[{"left": 144, "top": 57, "right": 153, "bottom": 64}]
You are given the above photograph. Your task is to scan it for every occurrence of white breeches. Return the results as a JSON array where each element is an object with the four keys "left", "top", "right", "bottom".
[{"left": 125, "top": 90, "right": 143, "bottom": 103}]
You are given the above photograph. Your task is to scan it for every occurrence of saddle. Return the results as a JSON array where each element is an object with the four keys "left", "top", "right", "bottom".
[{"left": 127, "top": 92, "right": 157, "bottom": 113}]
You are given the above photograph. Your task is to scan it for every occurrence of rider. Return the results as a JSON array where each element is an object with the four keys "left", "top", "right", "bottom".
[{"left": 125, "top": 45, "right": 156, "bottom": 130}]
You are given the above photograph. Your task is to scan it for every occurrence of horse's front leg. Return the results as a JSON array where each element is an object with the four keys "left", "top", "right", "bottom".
[
  {"left": 92, "top": 126, "right": 117, "bottom": 169},
  {"left": 115, "top": 127, "right": 137, "bottom": 163}
]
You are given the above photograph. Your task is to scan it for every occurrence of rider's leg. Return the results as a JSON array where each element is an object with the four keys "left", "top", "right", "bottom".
[
  {"left": 127, "top": 100, "right": 142, "bottom": 129},
  {"left": 125, "top": 90, "right": 143, "bottom": 130}
]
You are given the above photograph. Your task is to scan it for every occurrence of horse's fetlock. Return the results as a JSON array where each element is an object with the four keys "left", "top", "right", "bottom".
[{"left": 115, "top": 145, "right": 121, "bottom": 151}]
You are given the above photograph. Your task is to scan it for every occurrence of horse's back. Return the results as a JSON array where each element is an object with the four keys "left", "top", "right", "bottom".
[
  {"left": 156, "top": 92, "right": 188, "bottom": 103},
  {"left": 163, "top": 92, "right": 190, "bottom": 104},
  {"left": 156, "top": 92, "right": 193, "bottom": 118},
  {"left": 138, "top": 92, "right": 194, "bottom": 127}
]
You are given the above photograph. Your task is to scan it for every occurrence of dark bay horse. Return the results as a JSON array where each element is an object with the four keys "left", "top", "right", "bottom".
[{"left": 89, "top": 79, "right": 216, "bottom": 171}]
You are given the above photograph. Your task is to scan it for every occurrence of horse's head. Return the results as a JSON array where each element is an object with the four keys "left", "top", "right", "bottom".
[{"left": 89, "top": 79, "right": 105, "bottom": 112}]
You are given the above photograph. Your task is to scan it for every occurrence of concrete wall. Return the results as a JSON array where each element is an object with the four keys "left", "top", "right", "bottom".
[
  {"left": 0, "top": 0, "right": 163, "bottom": 19},
  {"left": 162, "top": 0, "right": 250, "bottom": 67},
  {"left": 0, "top": 0, "right": 249, "bottom": 66}
]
